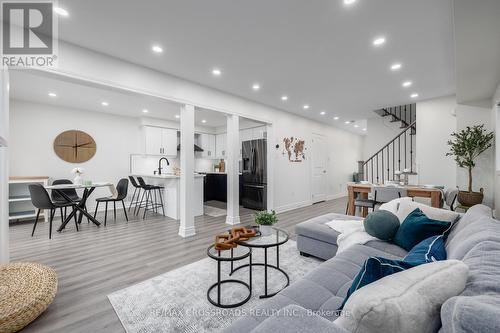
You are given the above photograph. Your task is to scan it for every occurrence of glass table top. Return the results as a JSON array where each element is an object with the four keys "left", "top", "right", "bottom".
[
  {"left": 207, "top": 244, "right": 251, "bottom": 261},
  {"left": 235, "top": 227, "right": 289, "bottom": 248}
]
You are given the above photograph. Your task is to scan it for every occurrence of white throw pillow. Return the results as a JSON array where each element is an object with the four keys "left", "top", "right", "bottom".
[
  {"left": 396, "top": 200, "right": 460, "bottom": 223},
  {"left": 335, "top": 260, "right": 468, "bottom": 333},
  {"left": 379, "top": 197, "right": 413, "bottom": 216}
]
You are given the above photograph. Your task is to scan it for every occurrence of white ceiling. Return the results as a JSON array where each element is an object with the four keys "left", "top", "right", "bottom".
[
  {"left": 54, "top": 0, "right": 455, "bottom": 127},
  {"left": 454, "top": 0, "right": 500, "bottom": 105},
  {"left": 9, "top": 70, "right": 244, "bottom": 128}
]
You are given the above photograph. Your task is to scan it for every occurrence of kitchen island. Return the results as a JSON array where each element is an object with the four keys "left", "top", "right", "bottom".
[{"left": 134, "top": 174, "right": 205, "bottom": 219}]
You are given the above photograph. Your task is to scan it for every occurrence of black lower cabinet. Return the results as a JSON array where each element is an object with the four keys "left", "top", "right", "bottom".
[{"left": 203, "top": 174, "right": 244, "bottom": 204}]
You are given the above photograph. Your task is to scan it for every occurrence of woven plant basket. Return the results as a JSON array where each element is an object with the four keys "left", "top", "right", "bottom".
[{"left": 0, "top": 262, "right": 58, "bottom": 333}]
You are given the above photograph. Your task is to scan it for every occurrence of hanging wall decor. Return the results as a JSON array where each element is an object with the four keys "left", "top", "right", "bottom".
[
  {"left": 282, "top": 137, "right": 306, "bottom": 162},
  {"left": 53, "top": 130, "right": 96, "bottom": 163}
]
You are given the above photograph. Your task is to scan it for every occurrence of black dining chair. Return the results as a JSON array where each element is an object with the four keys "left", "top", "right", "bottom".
[
  {"left": 50, "top": 179, "right": 88, "bottom": 222},
  {"left": 29, "top": 183, "right": 78, "bottom": 239},
  {"left": 94, "top": 178, "right": 129, "bottom": 226}
]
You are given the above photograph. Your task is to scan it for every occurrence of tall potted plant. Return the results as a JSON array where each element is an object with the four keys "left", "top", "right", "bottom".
[{"left": 446, "top": 125, "right": 494, "bottom": 206}]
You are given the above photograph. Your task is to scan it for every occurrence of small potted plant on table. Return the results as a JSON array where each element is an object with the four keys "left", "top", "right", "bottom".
[
  {"left": 446, "top": 124, "right": 494, "bottom": 206},
  {"left": 255, "top": 210, "right": 278, "bottom": 236}
]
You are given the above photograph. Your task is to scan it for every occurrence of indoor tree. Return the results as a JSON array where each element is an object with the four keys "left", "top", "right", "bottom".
[{"left": 446, "top": 125, "right": 494, "bottom": 193}]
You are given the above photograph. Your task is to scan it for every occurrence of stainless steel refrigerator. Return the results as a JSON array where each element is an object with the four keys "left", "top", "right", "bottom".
[{"left": 241, "top": 139, "right": 267, "bottom": 210}]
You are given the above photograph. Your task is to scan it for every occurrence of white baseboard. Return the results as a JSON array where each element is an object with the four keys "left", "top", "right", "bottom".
[
  {"left": 274, "top": 200, "right": 312, "bottom": 214},
  {"left": 274, "top": 194, "right": 347, "bottom": 214},
  {"left": 326, "top": 193, "right": 348, "bottom": 201}
]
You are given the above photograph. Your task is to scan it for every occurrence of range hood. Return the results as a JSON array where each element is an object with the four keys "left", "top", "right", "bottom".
[{"left": 177, "top": 144, "right": 204, "bottom": 152}]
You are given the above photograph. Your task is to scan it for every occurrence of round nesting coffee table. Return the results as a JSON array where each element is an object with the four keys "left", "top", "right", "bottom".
[
  {"left": 231, "top": 227, "right": 289, "bottom": 299},
  {"left": 207, "top": 244, "right": 252, "bottom": 308}
]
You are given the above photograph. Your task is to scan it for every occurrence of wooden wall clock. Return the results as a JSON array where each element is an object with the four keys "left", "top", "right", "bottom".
[{"left": 53, "top": 130, "right": 96, "bottom": 163}]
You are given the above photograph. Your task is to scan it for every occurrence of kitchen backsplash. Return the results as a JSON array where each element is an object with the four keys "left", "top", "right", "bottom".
[{"left": 130, "top": 154, "right": 221, "bottom": 175}]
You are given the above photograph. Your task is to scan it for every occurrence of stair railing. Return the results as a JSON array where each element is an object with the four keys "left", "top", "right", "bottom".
[{"left": 358, "top": 120, "right": 416, "bottom": 184}]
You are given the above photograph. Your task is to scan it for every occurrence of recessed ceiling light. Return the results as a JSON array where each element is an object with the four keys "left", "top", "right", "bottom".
[
  {"left": 48, "top": 92, "right": 57, "bottom": 97},
  {"left": 201, "top": 119, "right": 207, "bottom": 123},
  {"left": 212, "top": 68, "right": 222, "bottom": 76},
  {"left": 362, "top": 128, "right": 367, "bottom": 131},
  {"left": 344, "top": 0, "right": 357, "bottom": 5},
  {"left": 402, "top": 81, "right": 413, "bottom": 88},
  {"left": 334, "top": 116, "right": 340, "bottom": 120},
  {"left": 54, "top": 7, "right": 69, "bottom": 17},
  {"left": 142, "top": 109, "right": 149, "bottom": 113},
  {"left": 101, "top": 101, "right": 109, "bottom": 106},
  {"left": 175, "top": 114, "right": 180, "bottom": 119},
  {"left": 373, "top": 37, "right": 386, "bottom": 46},
  {"left": 391, "top": 63, "right": 402, "bottom": 71},
  {"left": 152, "top": 45, "right": 163, "bottom": 53},
  {"left": 252, "top": 83, "right": 260, "bottom": 91},
  {"left": 281, "top": 95, "right": 288, "bottom": 101},
  {"left": 354, "top": 124, "right": 359, "bottom": 128},
  {"left": 410, "top": 93, "right": 419, "bottom": 98},
  {"left": 320, "top": 111, "right": 326, "bottom": 115},
  {"left": 345, "top": 121, "right": 351, "bottom": 124},
  {"left": 303, "top": 104, "right": 310, "bottom": 110}
]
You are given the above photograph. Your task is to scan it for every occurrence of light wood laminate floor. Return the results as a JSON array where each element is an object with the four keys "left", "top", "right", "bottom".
[{"left": 9, "top": 197, "right": 347, "bottom": 333}]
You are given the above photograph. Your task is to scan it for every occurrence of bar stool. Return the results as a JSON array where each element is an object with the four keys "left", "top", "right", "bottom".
[
  {"left": 128, "top": 176, "right": 143, "bottom": 213},
  {"left": 136, "top": 177, "right": 165, "bottom": 218}
]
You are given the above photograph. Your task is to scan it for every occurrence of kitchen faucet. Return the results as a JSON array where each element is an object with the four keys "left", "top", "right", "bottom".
[{"left": 158, "top": 157, "right": 170, "bottom": 175}]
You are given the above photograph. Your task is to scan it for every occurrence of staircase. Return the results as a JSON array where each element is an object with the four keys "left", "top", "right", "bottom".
[{"left": 359, "top": 103, "right": 417, "bottom": 184}]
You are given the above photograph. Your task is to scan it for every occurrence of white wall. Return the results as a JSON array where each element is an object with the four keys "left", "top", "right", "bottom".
[
  {"left": 9, "top": 101, "right": 141, "bottom": 211},
  {"left": 34, "top": 42, "right": 363, "bottom": 213},
  {"left": 455, "top": 105, "right": 495, "bottom": 206},
  {"left": 362, "top": 116, "right": 402, "bottom": 160},
  {"left": 416, "top": 96, "right": 457, "bottom": 190}
]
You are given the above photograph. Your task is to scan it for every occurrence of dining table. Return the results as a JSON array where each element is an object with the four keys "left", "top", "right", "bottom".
[
  {"left": 44, "top": 182, "right": 114, "bottom": 232},
  {"left": 347, "top": 183, "right": 443, "bottom": 217}
]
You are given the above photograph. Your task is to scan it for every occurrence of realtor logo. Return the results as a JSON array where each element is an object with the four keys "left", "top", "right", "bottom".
[{"left": 1, "top": 1, "right": 57, "bottom": 67}]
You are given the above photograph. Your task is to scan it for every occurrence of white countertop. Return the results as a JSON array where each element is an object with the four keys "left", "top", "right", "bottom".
[{"left": 135, "top": 173, "right": 206, "bottom": 179}]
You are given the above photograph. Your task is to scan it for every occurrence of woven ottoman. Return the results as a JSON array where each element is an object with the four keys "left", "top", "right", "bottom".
[{"left": 0, "top": 262, "right": 58, "bottom": 333}]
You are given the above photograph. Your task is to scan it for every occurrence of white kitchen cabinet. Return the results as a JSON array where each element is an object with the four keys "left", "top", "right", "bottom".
[
  {"left": 198, "top": 133, "right": 216, "bottom": 158},
  {"left": 215, "top": 133, "right": 227, "bottom": 158},
  {"left": 144, "top": 126, "right": 177, "bottom": 156}
]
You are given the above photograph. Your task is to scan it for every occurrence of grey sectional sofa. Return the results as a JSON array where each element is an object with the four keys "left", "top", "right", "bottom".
[{"left": 224, "top": 205, "right": 500, "bottom": 333}]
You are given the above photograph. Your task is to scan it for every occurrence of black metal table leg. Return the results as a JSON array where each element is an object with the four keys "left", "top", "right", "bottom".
[
  {"left": 264, "top": 247, "right": 268, "bottom": 297},
  {"left": 57, "top": 187, "right": 101, "bottom": 231},
  {"left": 276, "top": 245, "right": 280, "bottom": 269}
]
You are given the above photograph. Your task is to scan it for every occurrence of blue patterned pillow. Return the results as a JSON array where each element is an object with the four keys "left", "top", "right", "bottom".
[
  {"left": 338, "top": 257, "right": 417, "bottom": 310},
  {"left": 403, "top": 235, "right": 447, "bottom": 264}
]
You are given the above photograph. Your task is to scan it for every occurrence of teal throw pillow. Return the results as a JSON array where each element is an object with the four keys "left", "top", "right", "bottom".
[
  {"left": 403, "top": 235, "right": 447, "bottom": 264},
  {"left": 393, "top": 208, "right": 451, "bottom": 251},
  {"left": 338, "top": 257, "right": 417, "bottom": 311},
  {"left": 363, "top": 210, "right": 400, "bottom": 241}
]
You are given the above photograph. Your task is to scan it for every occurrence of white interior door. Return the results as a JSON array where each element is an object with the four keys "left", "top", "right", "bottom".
[{"left": 311, "top": 134, "right": 328, "bottom": 203}]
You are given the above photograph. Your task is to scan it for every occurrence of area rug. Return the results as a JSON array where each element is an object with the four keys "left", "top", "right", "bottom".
[
  {"left": 108, "top": 240, "right": 322, "bottom": 333},
  {"left": 204, "top": 205, "right": 227, "bottom": 217}
]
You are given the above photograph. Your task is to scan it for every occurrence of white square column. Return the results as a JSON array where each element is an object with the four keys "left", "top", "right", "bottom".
[
  {"left": 0, "top": 68, "right": 9, "bottom": 264},
  {"left": 179, "top": 104, "right": 196, "bottom": 237},
  {"left": 226, "top": 114, "right": 241, "bottom": 225}
]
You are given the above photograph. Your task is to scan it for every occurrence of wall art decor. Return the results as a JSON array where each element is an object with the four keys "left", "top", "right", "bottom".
[{"left": 282, "top": 137, "right": 306, "bottom": 162}]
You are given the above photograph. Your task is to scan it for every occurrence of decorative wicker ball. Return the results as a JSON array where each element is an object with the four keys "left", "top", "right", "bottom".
[{"left": 0, "top": 262, "right": 58, "bottom": 333}]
